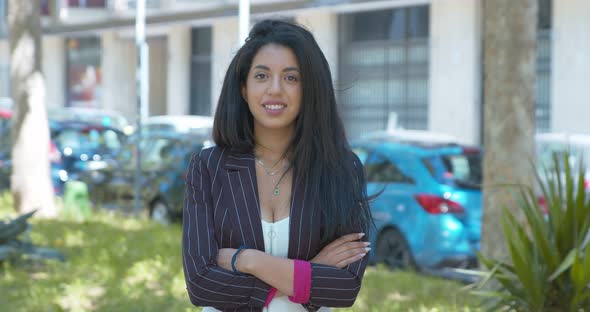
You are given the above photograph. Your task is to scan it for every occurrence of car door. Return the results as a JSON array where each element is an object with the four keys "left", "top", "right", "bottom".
[
  {"left": 90, "top": 140, "right": 137, "bottom": 212},
  {"left": 140, "top": 137, "right": 179, "bottom": 207},
  {"left": 158, "top": 140, "right": 196, "bottom": 217},
  {"left": 363, "top": 149, "right": 420, "bottom": 250},
  {"left": 118, "top": 136, "right": 166, "bottom": 212}
]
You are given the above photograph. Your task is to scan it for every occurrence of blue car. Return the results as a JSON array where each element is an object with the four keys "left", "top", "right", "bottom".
[{"left": 352, "top": 139, "right": 482, "bottom": 270}]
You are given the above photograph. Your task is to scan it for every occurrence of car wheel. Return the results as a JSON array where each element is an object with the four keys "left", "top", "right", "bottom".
[
  {"left": 375, "top": 228, "right": 416, "bottom": 270},
  {"left": 151, "top": 201, "right": 171, "bottom": 225}
]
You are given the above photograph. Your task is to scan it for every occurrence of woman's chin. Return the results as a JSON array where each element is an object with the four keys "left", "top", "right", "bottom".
[{"left": 254, "top": 120, "right": 296, "bottom": 132}]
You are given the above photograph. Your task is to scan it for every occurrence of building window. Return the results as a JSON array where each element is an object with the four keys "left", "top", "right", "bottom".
[
  {"left": 41, "top": 0, "right": 51, "bottom": 16},
  {"left": 536, "top": 0, "right": 551, "bottom": 132},
  {"left": 338, "top": 6, "right": 430, "bottom": 139},
  {"left": 66, "top": 37, "right": 102, "bottom": 108},
  {"left": 190, "top": 27, "right": 212, "bottom": 116},
  {"left": 67, "top": 0, "right": 106, "bottom": 8}
]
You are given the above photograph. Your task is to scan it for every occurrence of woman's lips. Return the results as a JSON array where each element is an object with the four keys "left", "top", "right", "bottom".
[{"left": 262, "top": 102, "right": 286, "bottom": 115}]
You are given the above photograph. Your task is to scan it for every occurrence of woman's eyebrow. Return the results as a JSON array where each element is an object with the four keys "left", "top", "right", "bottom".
[
  {"left": 253, "top": 65, "right": 270, "bottom": 71},
  {"left": 253, "top": 65, "right": 300, "bottom": 72},
  {"left": 283, "top": 67, "right": 300, "bottom": 73}
]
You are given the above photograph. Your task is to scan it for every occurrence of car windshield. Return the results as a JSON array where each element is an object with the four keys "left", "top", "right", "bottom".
[
  {"left": 423, "top": 150, "right": 483, "bottom": 189},
  {"left": 48, "top": 108, "right": 129, "bottom": 132},
  {"left": 53, "top": 128, "right": 123, "bottom": 153}
]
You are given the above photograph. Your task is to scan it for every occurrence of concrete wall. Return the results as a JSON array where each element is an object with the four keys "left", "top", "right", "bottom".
[
  {"left": 211, "top": 17, "right": 240, "bottom": 113},
  {"left": 551, "top": 0, "right": 590, "bottom": 134},
  {"left": 101, "top": 31, "right": 137, "bottom": 120},
  {"left": 42, "top": 36, "right": 65, "bottom": 109},
  {"left": 296, "top": 10, "right": 339, "bottom": 83},
  {"left": 166, "top": 25, "right": 191, "bottom": 115},
  {"left": 148, "top": 36, "right": 168, "bottom": 117},
  {"left": 429, "top": 0, "right": 482, "bottom": 145}
]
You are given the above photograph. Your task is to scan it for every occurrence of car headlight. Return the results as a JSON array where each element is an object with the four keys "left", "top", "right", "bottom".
[
  {"left": 87, "top": 160, "right": 108, "bottom": 171},
  {"left": 58, "top": 170, "right": 68, "bottom": 182}
]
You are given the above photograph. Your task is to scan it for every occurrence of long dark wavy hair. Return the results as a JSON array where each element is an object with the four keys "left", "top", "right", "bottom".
[{"left": 212, "top": 19, "right": 375, "bottom": 244}]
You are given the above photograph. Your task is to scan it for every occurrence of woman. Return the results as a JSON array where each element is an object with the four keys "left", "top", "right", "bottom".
[{"left": 182, "top": 19, "right": 375, "bottom": 312}]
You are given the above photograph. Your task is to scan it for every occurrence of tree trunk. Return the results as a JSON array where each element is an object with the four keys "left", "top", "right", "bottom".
[
  {"left": 482, "top": 0, "right": 537, "bottom": 261},
  {"left": 8, "top": 0, "right": 56, "bottom": 217}
]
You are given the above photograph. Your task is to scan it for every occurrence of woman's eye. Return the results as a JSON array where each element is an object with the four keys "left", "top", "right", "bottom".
[
  {"left": 254, "top": 73, "right": 267, "bottom": 80},
  {"left": 285, "top": 75, "right": 298, "bottom": 82}
]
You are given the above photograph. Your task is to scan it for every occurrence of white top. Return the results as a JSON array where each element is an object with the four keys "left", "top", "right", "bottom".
[{"left": 202, "top": 217, "right": 330, "bottom": 312}]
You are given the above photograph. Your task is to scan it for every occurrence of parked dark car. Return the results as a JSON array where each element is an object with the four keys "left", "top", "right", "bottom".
[
  {"left": 49, "top": 120, "right": 127, "bottom": 181},
  {"left": 78, "top": 130, "right": 208, "bottom": 223},
  {"left": 352, "top": 136, "right": 482, "bottom": 271}
]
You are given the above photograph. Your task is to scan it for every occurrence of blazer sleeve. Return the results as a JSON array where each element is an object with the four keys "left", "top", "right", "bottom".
[
  {"left": 305, "top": 153, "right": 370, "bottom": 308},
  {"left": 182, "top": 149, "right": 272, "bottom": 309},
  {"left": 306, "top": 232, "right": 369, "bottom": 308}
]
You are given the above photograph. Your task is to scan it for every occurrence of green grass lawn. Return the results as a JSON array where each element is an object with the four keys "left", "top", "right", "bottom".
[{"left": 0, "top": 193, "right": 481, "bottom": 311}]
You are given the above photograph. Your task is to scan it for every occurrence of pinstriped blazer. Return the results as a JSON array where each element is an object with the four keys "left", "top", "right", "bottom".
[{"left": 182, "top": 146, "right": 369, "bottom": 312}]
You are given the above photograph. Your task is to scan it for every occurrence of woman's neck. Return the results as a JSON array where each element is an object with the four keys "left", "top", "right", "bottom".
[{"left": 253, "top": 127, "right": 293, "bottom": 162}]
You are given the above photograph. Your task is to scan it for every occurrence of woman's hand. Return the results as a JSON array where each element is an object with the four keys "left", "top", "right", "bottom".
[
  {"left": 310, "top": 233, "right": 370, "bottom": 268},
  {"left": 217, "top": 248, "right": 237, "bottom": 271}
]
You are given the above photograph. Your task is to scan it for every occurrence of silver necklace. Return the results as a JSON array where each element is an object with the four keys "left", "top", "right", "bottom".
[
  {"left": 255, "top": 156, "right": 287, "bottom": 196},
  {"left": 256, "top": 156, "right": 281, "bottom": 177}
]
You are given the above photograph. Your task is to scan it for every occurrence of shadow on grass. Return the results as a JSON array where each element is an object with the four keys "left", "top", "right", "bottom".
[
  {"left": 0, "top": 215, "right": 196, "bottom": 312},
  {"left": 342, "top": 265, "right": 482, "bottom": 312}
]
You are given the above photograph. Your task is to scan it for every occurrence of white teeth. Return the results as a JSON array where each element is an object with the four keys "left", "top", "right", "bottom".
[{"left": 264, "top": 104, "right": 285, "bottom": 110}]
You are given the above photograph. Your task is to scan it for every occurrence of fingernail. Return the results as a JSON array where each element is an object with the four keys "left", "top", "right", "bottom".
[
  {"left": 359, "top": 253, "right": 366, "bottom": 258},
  {"left": 364, "top": 242, "right": 371, "bottom": 247},
  {"left": 359, "top": 233, "right": 365, "bottom": 238},
  {"left": 365, "top": 247, "right": 371, "bottom": 252}
]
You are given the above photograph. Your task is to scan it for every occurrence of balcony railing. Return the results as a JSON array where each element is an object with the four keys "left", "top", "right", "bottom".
[{"left": 35, "top": 0, "right": 305, "bottom": 25}]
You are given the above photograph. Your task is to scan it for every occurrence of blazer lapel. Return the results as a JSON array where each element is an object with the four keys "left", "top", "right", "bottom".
[{"left": 222, "top": 150, "right": 265, "bottom": 251}]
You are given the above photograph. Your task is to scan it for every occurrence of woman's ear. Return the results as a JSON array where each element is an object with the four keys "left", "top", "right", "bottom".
[{"left": 241, "top": 85, "right": 247, "bottom": 103}]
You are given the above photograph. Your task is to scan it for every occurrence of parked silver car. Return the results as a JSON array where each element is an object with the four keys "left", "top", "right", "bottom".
[{"left": 535, "top": 132, "right": 590, "bottom": 201}]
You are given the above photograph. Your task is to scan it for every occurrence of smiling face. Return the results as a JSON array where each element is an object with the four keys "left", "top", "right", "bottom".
[{"left": 241, "top": 44, "right": 302, "bottom": 136}]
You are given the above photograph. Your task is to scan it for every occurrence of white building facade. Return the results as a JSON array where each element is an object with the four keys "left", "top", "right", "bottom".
[{"left": 0, "top": 0, "right": 588, "bottom": 145}]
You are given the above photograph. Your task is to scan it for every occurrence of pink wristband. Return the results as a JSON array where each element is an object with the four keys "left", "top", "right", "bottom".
[
  {"left": 289, "top": 259, "right": 311, "bottom": 304},
  {"left": 264, "top": 287, "right": 278, "bottom": 307}
]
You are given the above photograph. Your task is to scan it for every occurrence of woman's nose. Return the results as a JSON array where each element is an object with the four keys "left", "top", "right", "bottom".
[{"left": 267, "top": 76, "right": 282, "bottom": 94}]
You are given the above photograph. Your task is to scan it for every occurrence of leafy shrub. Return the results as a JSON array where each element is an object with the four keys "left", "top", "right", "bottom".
[{"left": 468, "top": 152, "right": 590, "bottom": 311}]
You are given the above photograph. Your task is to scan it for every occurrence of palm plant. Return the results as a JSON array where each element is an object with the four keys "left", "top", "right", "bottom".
[{"left": 466, "top": 152, "right": 590, "bottom": 311}]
